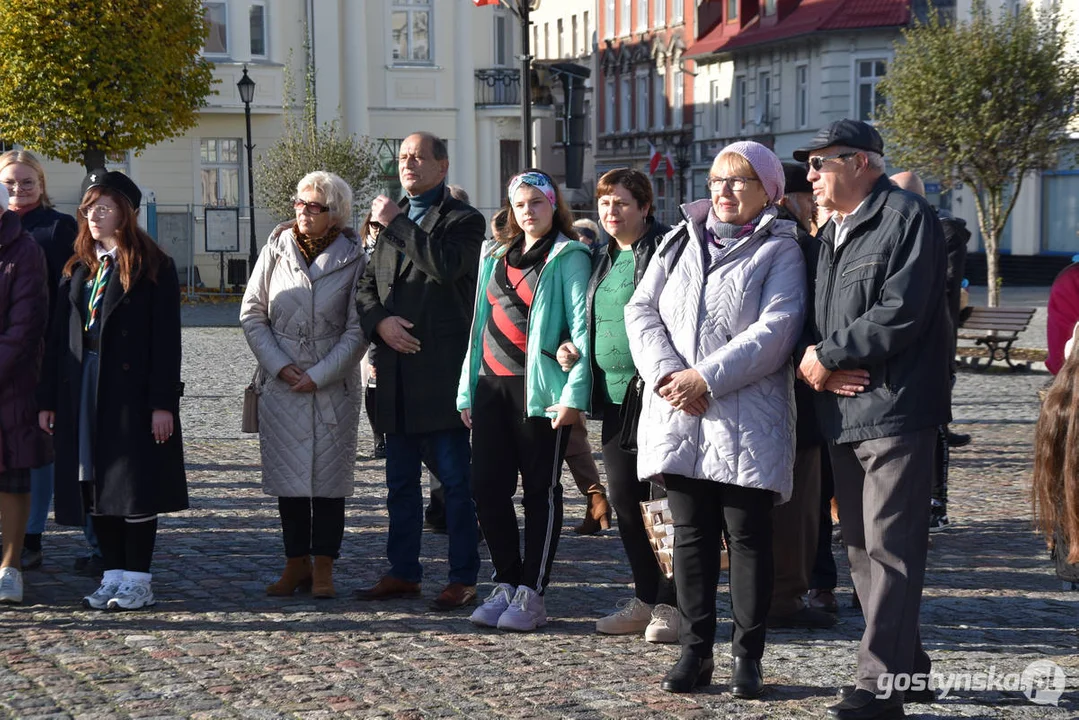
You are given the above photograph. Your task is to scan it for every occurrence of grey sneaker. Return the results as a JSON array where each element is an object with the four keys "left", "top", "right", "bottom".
[
  {"left": 83, "top": 570, "right": 125, "bottom": 610},
  {"left": 0, "top": 566, "right": 24, "bottom": 604},
  {"left": 645, "top": 603, "right": 681, "bottom": 643},
  {"left": 106, "top": 577, "right": 155, "bottom": 611},
  {"left": 496, "top": 585, "right": 547, "bottom": 632},
  {"left": 469, "top": 583, "right": 515, "bottom": 628}
]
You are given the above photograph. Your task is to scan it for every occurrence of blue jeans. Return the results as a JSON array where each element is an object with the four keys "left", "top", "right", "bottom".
[
  {"left": 385, "top": 428, "right": 479, "bottom": 585},
  {"left": 27, "top": 464, "right": 54, "bottom": 535}
]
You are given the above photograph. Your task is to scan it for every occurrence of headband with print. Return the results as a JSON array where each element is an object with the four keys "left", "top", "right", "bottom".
[{"left": 508, "top": 171, "right": 557, "bottom": 208}]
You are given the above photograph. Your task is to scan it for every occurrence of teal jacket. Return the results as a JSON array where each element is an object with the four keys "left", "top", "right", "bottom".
[{"left": 457, "top": 233, "right": 592, "bottom": 418}]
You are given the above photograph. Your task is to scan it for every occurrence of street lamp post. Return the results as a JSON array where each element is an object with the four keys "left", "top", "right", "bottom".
[
  {"left": 237, "top": 66, "right": 258, "bottom": 276},
  {"left": 672, "top": 131, "right": 694, "bottom": 206},
  {"left": 517, "top": 0, "right": 532, "bottom": 170}
]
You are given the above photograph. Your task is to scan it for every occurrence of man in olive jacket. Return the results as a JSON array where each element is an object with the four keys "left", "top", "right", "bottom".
[
  {"left": 355, "top": 132, "right": 485, "bottom": 610},
  {"left": 795, "top": 120, "right": 951, "bottom": 720}
]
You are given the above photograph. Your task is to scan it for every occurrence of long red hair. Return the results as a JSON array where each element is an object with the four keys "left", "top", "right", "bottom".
[
  {"left": 1032, "top": 323, "right": 1079, "bottom": 563},
  {"left": 63, "top": 187, "right": 164, "bottom": 290}
]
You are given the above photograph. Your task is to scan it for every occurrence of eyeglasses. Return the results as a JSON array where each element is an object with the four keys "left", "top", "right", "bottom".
[
  {"left": 293, "top": 197, "right": 331, "bottom": 215},
  {"left": 1, "top": 179, "right": 37, "bottom": 190},
  {"left": 807, "top": 153, "right": 857, "bottom": 172},
  {"left": 707, "top": 176, "right": 760, "bottom": 192},
  {"left": 78, "top": 204, "right": 115, "bottom": 219}
]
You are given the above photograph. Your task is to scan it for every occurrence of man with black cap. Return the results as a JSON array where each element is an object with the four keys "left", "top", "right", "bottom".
[{"left": 794, "top": 119, "right": 951, "bottom": 719}]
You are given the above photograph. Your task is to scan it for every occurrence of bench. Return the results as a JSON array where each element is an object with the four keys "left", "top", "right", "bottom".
[{"left": 956, "top": 305, "right": 1037, "bottom": 370}]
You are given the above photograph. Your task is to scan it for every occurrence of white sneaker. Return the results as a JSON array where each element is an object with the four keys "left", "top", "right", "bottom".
[
  {"left": 106, "top": 572, "right": 155, "bottom": 611},
  {"left": 596, "top": 597, "right": 654, "bottom": 635},
  {"left": 496, "top": 585, "right": 547, "bottom": 632},
  {"left": 83, "top": 570, "right": 125, "bottom": 610},
  {"left": 644, "top": 603, "right": 680, "bottom": 644},
  {"left": 469, "top": 583, "right": 515, "bottom": 627},
  {"left": 0, "top": 566, "right": 23, "bottom": 604}
]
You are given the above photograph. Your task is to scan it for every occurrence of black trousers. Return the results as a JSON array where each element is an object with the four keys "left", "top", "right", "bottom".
[
  {"left": 278, "top": 497, "right": 346, "bottom": 559},
  {"left": 471, "top": 375, "right": 570, "bottom": 594},
  {"left": 931, "top": 425, "right": 949, "bottom": 508},
  {"left": 665, "top": 474, "right": 774, "bottom": 660},
  {"left": 601, "top": 403, "right": 675, "bottom": 606},
  {"left": 93, "top": 515, "right": 157, "bottom": 573},
  {"left": 810, "top": 445, "right": 838, "bottom": 591}
]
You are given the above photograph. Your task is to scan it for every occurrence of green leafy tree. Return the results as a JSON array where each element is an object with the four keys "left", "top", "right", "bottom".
[
  {"left": 255, "top": 50, "right": 381, "bottom": 223},
  {"left": 877, "top": 1, "right": 1079, "bottom": 306},
  {"left": 0, "top": 0, "right": 216, "bottom": 172}
]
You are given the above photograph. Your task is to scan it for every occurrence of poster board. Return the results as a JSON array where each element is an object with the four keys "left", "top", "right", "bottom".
[{"left": 205, "top": 207, "right": 240, "bottom": 253}]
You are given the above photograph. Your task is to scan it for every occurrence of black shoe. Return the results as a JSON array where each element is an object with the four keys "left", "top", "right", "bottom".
[
  {"left": 946, "top": 431, "right": 971, "bottom": 448},
  {"left": 767, "top": 606, "right": 837, "bottom": 629},
  {"left": 828, "top": 689, "right": 904, "bottom": 719},
  {"left": 730, "top": 657, "right": 764, "bottom": 699},
  {"left": 20, "top": 547, "right": 43, "bottom": 571},
  {"left": 928, "top": 509, "right": 950, "bottom": 533},
  {"left": 423, "top": 509, "right": 447, "bottom": 534},
  {"left": 373, "top": 439, "right": 386, "bottom": 459},
  {"left": 73, "top": 554, "right": 105, "bottom": 578},
  {"left": 837, "top": 685, "right": 933, "bottom": 703},
  {"left": 660, "top": 653, "right": 714, "bottom": 693}
]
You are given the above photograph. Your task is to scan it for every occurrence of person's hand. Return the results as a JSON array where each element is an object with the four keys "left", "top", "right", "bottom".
[
  {"left": 797, "top": 346, "right": 831, "bottom": 391},
  {"left": 460, "top": 408, "right": 472, "bottom": 429},
  {"left": 151, "top": 409, "right": 174, "bottom": 444},
  {"left": 371, "top": 195, "right": 403, "bottom": 227},
  {"left": 681, "top": 395, "right": 710, "bottom": 416},
  {"left": 824, "top": 368, "right": 871, "bottom": 397},
  {"left": 278, "top": 364, "right": 304, "bottom": 385},
  {"left": 656, "top": 369, "right": 708, "bottom": 410},
  {"left": 39, "top": 411, "right": 55, "bottom": 435},
  {"left": 376, "top": 316, "right": 421, "bottom": 354},
  {"left": 290, "top": 372, "right": 317, "bottom": 393},
  {"left": 547, "top": 405, "right": 580, "bottom": 429},
  {"left": 556, "top": 341, "right": 579, "bottom": 372}
]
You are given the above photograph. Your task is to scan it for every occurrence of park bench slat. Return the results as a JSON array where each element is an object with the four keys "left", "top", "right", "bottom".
[{"left": 956, "top": 305, "right": 1037, "bottom": 370}]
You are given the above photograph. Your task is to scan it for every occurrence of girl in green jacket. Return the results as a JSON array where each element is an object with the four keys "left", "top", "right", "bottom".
[{"left": 457, "top": 170, "right": 591, "bottom": 632}]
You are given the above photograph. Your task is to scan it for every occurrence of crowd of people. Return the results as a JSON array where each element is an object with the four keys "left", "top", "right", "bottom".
[{"left": 0, "top": 119, "right": 1076, "bottom": 720}]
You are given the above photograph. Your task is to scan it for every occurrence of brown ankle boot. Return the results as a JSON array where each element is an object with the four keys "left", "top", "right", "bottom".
[
  {"left": 575, "top": 491, "right": 612, "bottom": 535},
  {"left": 266, "top": 556, "right": 312, "bottom": 596},
  {"left": 312, "top": 556, "right": 335, "bottom": 599}
]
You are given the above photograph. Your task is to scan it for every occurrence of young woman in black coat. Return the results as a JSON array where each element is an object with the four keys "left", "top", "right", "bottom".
[{"left": 37, "top": 171, "right": 187, "bottom": 611}]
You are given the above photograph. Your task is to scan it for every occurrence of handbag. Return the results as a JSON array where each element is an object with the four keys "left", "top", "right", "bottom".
[
  {"left": 618, "top": 373, "right": 645, "bottom": 453},
  {"left": 241, "top": 367, "right": 262, "bottom": 433}
]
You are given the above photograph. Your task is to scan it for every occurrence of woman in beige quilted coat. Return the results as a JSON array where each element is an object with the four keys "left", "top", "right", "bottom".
[{"left": 240, "top": 171, "right": 368, "bottom": 599}]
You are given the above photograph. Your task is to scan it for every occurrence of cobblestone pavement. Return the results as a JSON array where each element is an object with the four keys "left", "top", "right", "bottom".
[{"left": 1, "top": 303, "right": 1076, "bottom": 719}]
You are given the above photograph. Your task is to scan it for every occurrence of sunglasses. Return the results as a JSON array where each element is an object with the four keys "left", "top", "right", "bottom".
[
  {"left": 807, "top": 153, "right": 857, "bottom": 172},
  {"left": 292, "top": 197, "right": 331, "bottom": 215}
]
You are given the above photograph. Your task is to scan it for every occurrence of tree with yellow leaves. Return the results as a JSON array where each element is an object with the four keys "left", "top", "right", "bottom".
[{"left": 0, "top": 0, "right": 216, "bottom": 172}]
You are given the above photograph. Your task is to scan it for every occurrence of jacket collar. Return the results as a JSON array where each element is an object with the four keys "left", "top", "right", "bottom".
[
  {"left": 828, "top": 174, "right": 893, "bottom": 245},
  {"left": 397, "top": 184, "right": 449, "bottom": 236}
]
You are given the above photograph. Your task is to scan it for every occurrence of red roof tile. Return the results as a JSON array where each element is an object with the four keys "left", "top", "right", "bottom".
[{"left": 686, "top": 0, "right": 910, "bottom": 57}]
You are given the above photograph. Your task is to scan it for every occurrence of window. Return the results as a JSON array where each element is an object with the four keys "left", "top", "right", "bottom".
[
  {"left": 654, "top": 0, "right": 667, "bottom": 25},
  {"left": 203, "top": 1, "right": 228, "bottom": 55},
  {"left": 584, "top": 98, "right": 593, "bottom": 145},
  {"left": 620, "top": 0, "right": 631, "bottom": 35},
  {"left": 638, "top": 0, "right": 648, "bottom": 31},
  {"left": 710, "top": 79, "right": 722, "bottom": 134},
  {"left": 795, "top": 64, "right": 809, "bottom": 128},
  {"left": 533, "top": 25, "right": 539, "bottom": 57},
  {"left": 583, "top": 12, "right": 591, "bottom": 52},
  {"left": 200, "top": 139, "right": 240, "bottom": 207},
  {"left": 557, "top": 19, "right": 564, "bottom": 57},
  {"left": 556, "top": 104, "right": 567, "bottom": 144},
  {"left": 672, "top": 69, "right": 684, "bottom": 127},
  {"left": 672, "top": 0, "right": 683, "bottom": 23},
  {"left": 764, "top": 0, "right": 776, "bottom": 15},
  {"left": 654, "top": 70, "right": 667, "bottom": 129},
  {"left": 856, "top": 59, "right": 887, "bottom": 122},
  {"left": 544, "top": 23, "right": 550, "bottom": 59},
  {"left": 735, "top": 75, "right": 747, "bottom": 129},
  {"left": 605, "top": 0, "right": 615, "bottom": 38},
  {"left": 249, "top": 1, "right": 266, "bottom": 57},
  {"left": 571, "top": 15, "right": 579, "bottom": 57},
  {"left": 620, "top": 76, "right": 632, "bottom": 131},
  {"left": 727, "top": 0, "right": 738, "bottom": 21},
  {"left": 605, "top": 77, "right": 616, "bottom": 133},
  {"left": 391, "top": 0, "right": 432, "bottom": 64},
  {"left": 654, "top": 177, "right": 667, "bottom": 222},
  {"left": 494, "top": 13, "right": 511, "bottom": 66},
  {"left": 757, "top": 71, "right": 771, "bottom": 124},
  {"left": 637, "top": 74, "right": 649, "bottom": 129}
]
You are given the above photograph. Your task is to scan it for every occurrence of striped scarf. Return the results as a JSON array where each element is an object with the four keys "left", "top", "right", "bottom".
[{"left": 85, "top": 255, "right": 113, "bottom": 331}]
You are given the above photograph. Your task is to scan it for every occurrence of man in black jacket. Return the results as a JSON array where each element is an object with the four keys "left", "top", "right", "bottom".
[
  {"left": 795, "top": 120, "right": 951, "bottom": 720},
  {"left": 355, "top": 132, "right": 485, "bottom": 611}
]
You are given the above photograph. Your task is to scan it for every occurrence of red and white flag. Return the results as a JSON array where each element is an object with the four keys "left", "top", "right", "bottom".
[
  {"left": 648, "top": 142, "right": 663, "bottom": 175},
  {"left": 472, "top": 0, "right": 501, "bottom": 6},
  {"left": 664, "top": 152, "right": 676, "bottom": 181}
]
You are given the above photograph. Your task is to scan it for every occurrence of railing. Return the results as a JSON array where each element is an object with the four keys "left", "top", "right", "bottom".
[{"left": 475, "top": 68, "right": 521, "bottom": 107}]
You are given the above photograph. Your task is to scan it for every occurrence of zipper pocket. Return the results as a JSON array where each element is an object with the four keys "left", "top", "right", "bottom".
[{"left": 841, "top": 261, "right": 883, "bottom": 277}]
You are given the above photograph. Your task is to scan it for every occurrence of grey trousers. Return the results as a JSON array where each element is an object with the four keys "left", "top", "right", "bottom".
[{"left": 829, "top": 428, "right": 935, "bottom": 692}]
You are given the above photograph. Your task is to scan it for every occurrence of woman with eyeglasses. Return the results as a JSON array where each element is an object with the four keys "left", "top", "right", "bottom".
[
  {"left": 457, "top": 169, "right": 591, "bottom": 632},
  {"left": 38, "top": 171, "right": 187, "bottom": 611},
  {"left": 0, "top": 151, "right": 79, "bottom": 574},
  {"left": 240, "top": 171, "right": 368, "bottom": 600},
  {"left": 624, "top": 142, "right": 806, "bottom": 696}
]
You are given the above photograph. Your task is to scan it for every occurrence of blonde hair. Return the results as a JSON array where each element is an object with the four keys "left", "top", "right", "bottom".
[
  {"left": 0, "top": 150, "right": 53, "bottom": 208},
  {"left": 296, "top": 171, "right": 354, "bottom": 228}
]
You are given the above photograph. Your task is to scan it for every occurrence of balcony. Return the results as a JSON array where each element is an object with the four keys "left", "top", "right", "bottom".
[{"left": 475, "top": 68, "right": 554, "bottom": 108}]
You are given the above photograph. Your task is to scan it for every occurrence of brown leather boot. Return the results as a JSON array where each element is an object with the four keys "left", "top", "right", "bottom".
[
  {"left": 312, "top": 556, "right": 335, "bottom": 599},
  {"left": 575, "top": 491, "right": 612, "bottom": 535},
  {"left": 266, "top": 556, "right": 312, "bottom": 596}
]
